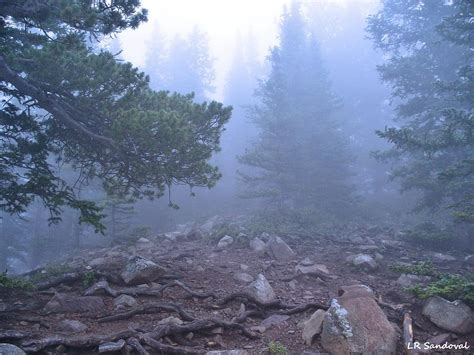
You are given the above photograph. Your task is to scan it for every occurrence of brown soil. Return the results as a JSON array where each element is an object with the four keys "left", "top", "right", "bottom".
[{"left": 1, "top": 227, "right": 473, "bottom": 354}]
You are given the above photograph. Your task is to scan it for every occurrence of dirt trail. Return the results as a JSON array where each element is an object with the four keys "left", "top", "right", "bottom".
[{"left": 1, "top": 224, "right": 473, "bottom": 354}]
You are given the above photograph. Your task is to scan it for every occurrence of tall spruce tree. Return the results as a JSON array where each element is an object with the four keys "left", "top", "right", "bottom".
[
  {"left": 238, "top": 3, "right": 354, "bottom": 217},
  {"left": 367, "top": 0, "right": 474, "bottom": 225}
]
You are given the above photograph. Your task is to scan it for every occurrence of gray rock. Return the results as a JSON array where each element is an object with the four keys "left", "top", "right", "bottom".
[
  {"left": 0, "top": 344, "right": 26, "bottom": 355},
  {"left": 57, "top": 319, "right": 88, "bottom": 332},
  {"left": 240, "top": 263, "right": 249, "bottom": 271},
  {"left": 260, "top": 314, "right": 289, "bottom": 329},
  {"left": 233, "top": 272, "right": 254, "bottom": 284},
  {"left": 300, "top": 257, "right": 314, "bottom": 266},
  {"left": 200, "top": 216, "right": 219, "bottom": 234},
  {"left": 98, "top": 339, "right": 126, "bottom": 353},
  {"left": 432, "top": 253, "right": 456, "bottom": 262},
  {"left": 295, "top": 263, "right": 329, "bottom": 275},
  {"left": 156, "top": 316, "right": 183, "bottom": 326},
  {"left": 249, "top": 237, "right": 266, "bottom": 253},
  {"left": 121, "top": 256, "right": 166, "bottom": 285},
  {"left": 352, "top": 254, "right": 378, "bottom": 270},
  {"left": 44, "top": 294, "right": 105, "bottom": 314},
  {"left": 396, "top": 274, "right": 430, "bottom": 288},
  {"left": 426, "top": 333, "right": 452, "bottom": 345},
  {"left": 113, "top": 294, "right": 138, "bottom": 309},
  {"left": 244, "top": 273, "right": 276, "bottom": 303},
  {"left": 267, "top": 236, "right": 296, "bottom": 261},
  {"left": 217, "top": 235, "right": 234, "bottom": 249},
  {"left": 321, "top": 284, "right": 397, "bottom": 354},
  {"left": 422, "top": 296, "right": 474, "bottom": 334},
  {"left": 302, "top": 309, "right": 326, "bottom": 345}
]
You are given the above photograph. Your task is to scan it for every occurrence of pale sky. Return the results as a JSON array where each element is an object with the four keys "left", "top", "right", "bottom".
[{"left": 119, "top": 0, "right": 379, "bottom": 100}]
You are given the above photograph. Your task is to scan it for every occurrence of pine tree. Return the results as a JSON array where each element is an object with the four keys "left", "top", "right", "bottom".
[
  {"left": 367, "top": 0, "right": 474, "bottom": 224},
  {"left": 238, "top": 3, "right": 355, "bottom": 218}
]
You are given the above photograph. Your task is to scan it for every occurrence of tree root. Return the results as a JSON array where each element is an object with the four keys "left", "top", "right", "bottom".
[
  {"left": 98, "top": 303, "right": 196, "bottom": 323},
  {"left": 127, "top": 337, "right": 150, "bottom": 355},
  {"left": 141, "top": 335, "right": 205, "bottom": 355},
  {"left": 84, "top": 280, "right": 215, "bottom": 299}
]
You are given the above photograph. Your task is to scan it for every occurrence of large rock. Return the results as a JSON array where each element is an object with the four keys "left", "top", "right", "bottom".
[
  {"left": 267, "top": 236, "right": 296, "bottom": 261},
  {"left": 302, "top": 309, "right": 326, "bottom": 345},
  {"left": 396, "top": 274, "right": 430, "bottom": 288},
  {"left": 321, "top": 284, "right": 398, "bottom": 354},
  {"left": 121, "top": 256, "right": 166, "bottom": 285},
  {"left": 244, "top": 273, "right": 276, "bottom": 303},
  {"left": 0, "top": 344, "right": 26, "bottom": 355},
  {"left": 217, "top": 235, "right": 234, "bottom": 249},
  {"left": 44, "top": 294, "right": 105, "bottom": 314},
  {"left": 422, "top": 296, "right": 474, "bottom": 334},
  {"left": 56, "top": 319, "right": 88, "bottom": 332},
  {"left": 249, "top": 237, "right": 266, "bottom": 254}
]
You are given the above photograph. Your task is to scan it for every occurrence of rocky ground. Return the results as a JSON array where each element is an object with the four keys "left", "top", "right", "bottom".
[{"left": 1, "top": 218, "right": 473, "bottom": 354}]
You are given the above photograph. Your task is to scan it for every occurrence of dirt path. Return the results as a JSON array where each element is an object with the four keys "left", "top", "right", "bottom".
[{"left": 1, "top": 225, "right": 473, "bottom": 354}]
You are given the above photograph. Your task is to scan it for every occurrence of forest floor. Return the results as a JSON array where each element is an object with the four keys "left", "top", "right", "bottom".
[{"left": 1, "top": 220, "right": 473, "bottom": 354}]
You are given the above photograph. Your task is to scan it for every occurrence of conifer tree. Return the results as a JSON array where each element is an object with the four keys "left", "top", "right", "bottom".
[{"left": 239, "top": 3, "right": 354, "bottom": 217}]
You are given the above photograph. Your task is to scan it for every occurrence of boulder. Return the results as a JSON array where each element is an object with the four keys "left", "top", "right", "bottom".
[
  {"left": 233, "top": 272, "right": 254, "bottom": 284},
  {"left": 98, "top": 339, "right": 126, "bottom": 353},
  {"left": 249, "top": 237, "right": 266, "bottom": 254},
  {"left": 422, "top": 296, "right": 474, "bottom": 334},
  {"left": 217, "top": 235, "right": 234, "bottom": 249},
  {"left": 56, "top": 319, "right": 88, "bottom": 332},
  {"left": 244, "top": 274, "right": 276, "bottom": 303},
  {"left": 44, "top": 294, "right": 105, "bottom": 314},
  {"left": 302, "top": 309, "right": 326, "bottom": 345},
  {"left": 0, "top": 344, "right": 26, "bottom": 355},
  {"left": 121, "top": 256, "right": 166, "bottom": 285},
  {"left": 352, "top": 254, "right": 378, "bottom": 271},
  {"left": 321, "top": 284, "right": 398, "bottom": 354},
  {"left": 113, "top": 294, "right": 138, "bottom": 309},
  {"left": 267, "top": 236, "right": 296, "bottom": 261}
]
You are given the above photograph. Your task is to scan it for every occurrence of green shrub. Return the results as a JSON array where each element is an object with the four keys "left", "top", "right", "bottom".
[
  {"left": 82, "top": 271, "right": 97, "bottom": 287},
  {"left": 0, "top": 272, "right": 34, "bottom": 290},
  {"left": 268, "top": 341, "right": 287, "bottom": 355},
  {"left": 400, "top": 222, "right": 453, "bottom": 247},
  {"left": 390, "top": 261, "right": 438, "bottom": 276},
  {"left": 408, "top": 274, "right": 474, "bottom": 302}
]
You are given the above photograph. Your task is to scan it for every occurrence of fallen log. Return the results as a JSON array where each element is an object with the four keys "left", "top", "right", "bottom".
[{"left": 403, "top": 312, "right": 414, "bottom": 355}]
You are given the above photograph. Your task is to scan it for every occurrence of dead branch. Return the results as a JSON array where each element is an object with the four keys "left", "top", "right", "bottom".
[{"left": 403, "top": 312, "right": 414, "bottom": 355}]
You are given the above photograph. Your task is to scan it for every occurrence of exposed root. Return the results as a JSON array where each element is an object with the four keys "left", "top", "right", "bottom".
[
  {"left": 141, "top": 335, "right": 204, "bottom": 355},
  {"left": 84, "top": 280, "right": 215, "bottom": 299},
  {"left": 98, "top": 303, "right": 195, "bottom": 323},
  {"left": 127, "top": 337, "right": 150, "bottom": 355},
  {"left": 0, "top": 330, "right": 30, "bottom": 340},
  {"left": 21, "top": 330, "right": 137, "bottom": 352}
]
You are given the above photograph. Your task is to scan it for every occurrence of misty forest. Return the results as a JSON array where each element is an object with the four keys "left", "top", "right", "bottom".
[{"left": 0, "top": 0, "right": 473, "bottom": 354}]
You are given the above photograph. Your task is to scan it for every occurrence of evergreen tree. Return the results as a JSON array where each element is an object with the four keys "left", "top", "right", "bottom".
[
  {"left": 367, "top": 0, "right": 474, "bottom": 224},
  {"left": 0, "top": 1, "right": 231, "bottom": 231},
  {"left": 238, "top": 3, "right": 354, "bottom": 217}
]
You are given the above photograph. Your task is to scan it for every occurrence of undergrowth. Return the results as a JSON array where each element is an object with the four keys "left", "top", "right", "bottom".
[
  {"left": 268, "top": 340, "right": 287, "bottom": 355},
  {"left": 0, "top": 272, "right": 34, "bottom": 290}
]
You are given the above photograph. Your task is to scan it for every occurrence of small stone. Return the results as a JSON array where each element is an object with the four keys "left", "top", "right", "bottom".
[
  {"left": 240, "top": 264, "right": 249, "bottom": 271},
  {"left": 267, "top": 236, "right": 296, "bottom": 261},
  {"left": 300, "top": 257, "right": 314, "bottom": 266},
  {"left": 121, "top": 256, "right": 166, "bottom": 285},
  {"left": 57, "top": 319, "right": 88, "bottom": 332},
  {"left": 217, "top": 235, "right": 234, "bottom": 249},
  {"left": 249, "top": 237, "right": 267, "bottom": 254},
  {"left": 156, "top": 316, "right": 183, "bottom": 326},
  {"left": 233, "top": 272, "right": 254, "bottom": 284},
  {"left": 260, "top": 314, "right": 289, "bottom": 329},
  {"left": 113, "top": 295, "right": 138, "bottom": 309},
  {"left": 244, "top": 274, "right": 276, "bottom": 303},
  {"left": 352, "top": 254, "right": 378, "bottom": 271}
]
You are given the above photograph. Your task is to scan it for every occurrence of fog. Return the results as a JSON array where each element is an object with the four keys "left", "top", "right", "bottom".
[{"left": 0, "top": 1, "right": 472, "bottom": 353}]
